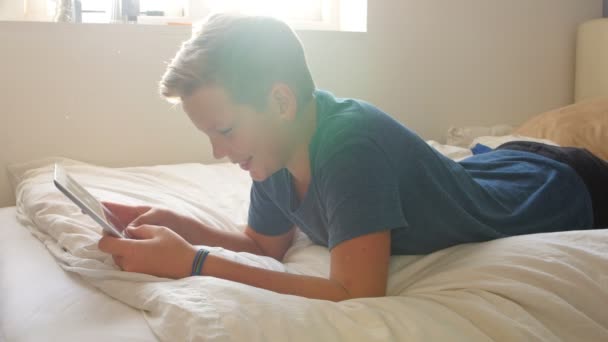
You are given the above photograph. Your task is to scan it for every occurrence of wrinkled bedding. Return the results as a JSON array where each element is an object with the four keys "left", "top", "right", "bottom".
[{"left": 9, "top": 149, "right": 608, "bottom": 341}]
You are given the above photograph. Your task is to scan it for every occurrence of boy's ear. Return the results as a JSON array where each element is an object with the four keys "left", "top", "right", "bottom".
[{"left": 269, "top": 83, "right": 297, "bottom": 121}]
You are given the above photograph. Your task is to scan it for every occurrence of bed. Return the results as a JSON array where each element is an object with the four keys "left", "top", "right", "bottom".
[
  {"left": 0, "top": 206, "right": 157, "bottom": 341},
  {"left": 2, "top": 119, "right": 608, "bottom": 341}
]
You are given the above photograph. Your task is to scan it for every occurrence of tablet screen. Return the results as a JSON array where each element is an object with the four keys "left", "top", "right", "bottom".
[
  {"left": 54, "top": 164, "right": 125, "bottom": 237},
  {"left": 63, "top": 172, "right": 106, "bottom": 219}
]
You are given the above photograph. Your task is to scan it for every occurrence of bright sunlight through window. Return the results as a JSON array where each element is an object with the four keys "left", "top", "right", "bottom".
[{"left": 34, "top": 0, "right": 367, "bottom": 31}]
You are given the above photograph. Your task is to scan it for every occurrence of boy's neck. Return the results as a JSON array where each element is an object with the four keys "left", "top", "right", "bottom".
[{"left": 286, "top": 96, "right": 317, "bottom": 187}]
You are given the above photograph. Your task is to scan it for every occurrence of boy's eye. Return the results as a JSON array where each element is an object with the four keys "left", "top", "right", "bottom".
[{"left": 218, "top": 127, "right": 233, "bottom": 135}]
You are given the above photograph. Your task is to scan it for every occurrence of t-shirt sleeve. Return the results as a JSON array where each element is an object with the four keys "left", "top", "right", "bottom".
[
  {"left": 247, "top": 181, "right": 293, "bottom": 236},
  {"left": 317, "top": 138, "right": 408, "bottom": 249}
]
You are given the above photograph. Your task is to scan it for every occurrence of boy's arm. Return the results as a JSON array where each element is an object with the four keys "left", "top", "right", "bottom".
[
  {"left": 202, "top": 230, "right": 391, "bottom": 301},
  {"left": 102, "top": 202, "right": 295, "bottom": 261},
  {"left": 177, "top": 214, "right": 295, "bottom": 261},
  {"left": 99, "top": 226, "right": 390, "bottom": 301}
]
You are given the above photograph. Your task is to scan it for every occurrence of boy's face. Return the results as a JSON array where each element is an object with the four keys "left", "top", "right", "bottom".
[{"left": 181, "top": 85, "right": 293, "bottom": 181}]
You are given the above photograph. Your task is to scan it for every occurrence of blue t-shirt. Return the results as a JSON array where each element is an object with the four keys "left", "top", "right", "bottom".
[{"left": 248, "top": 90, "right": 593, "bottom": 254}]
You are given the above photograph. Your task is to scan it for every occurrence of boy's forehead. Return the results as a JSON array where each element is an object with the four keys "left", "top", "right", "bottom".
[
  {"left": 183, "top": 86, "right": 229, "bottom": 111},
  {"left": 182, "top": 86, "right": 232, "bottom": 120}
]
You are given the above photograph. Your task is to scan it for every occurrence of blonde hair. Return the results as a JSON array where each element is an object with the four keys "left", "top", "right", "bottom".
[{"left": 159, "top": 14, "right": 315, "bottom": 111}]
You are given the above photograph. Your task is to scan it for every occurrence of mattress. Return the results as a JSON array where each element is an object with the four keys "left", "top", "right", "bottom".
[
  {"left": 0, "top": 206, "right": 157, "bottom": 341},
  {"left": 4, "top": 146, "right": 608, "bottom": 341}
]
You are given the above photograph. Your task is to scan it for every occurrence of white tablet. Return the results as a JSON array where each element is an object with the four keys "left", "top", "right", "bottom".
[{"left": 53, "top": 163, "right": 127, "bottom": 238}]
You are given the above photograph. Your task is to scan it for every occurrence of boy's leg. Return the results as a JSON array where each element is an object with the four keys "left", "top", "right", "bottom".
[{"left": 496, "top": 141, "right": 608, "bottom": 228}]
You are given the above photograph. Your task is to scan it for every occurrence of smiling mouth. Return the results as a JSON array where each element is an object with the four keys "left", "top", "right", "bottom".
[{"left": 237, "top": 156, "right": 253, "bottom": 171}]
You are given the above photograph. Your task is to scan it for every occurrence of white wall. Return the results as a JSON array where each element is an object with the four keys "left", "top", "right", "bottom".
[
  {"left": 306, "top": 0, "right": 602, "bottom": 138},
  {"left": 0, "top": 0, "right": 603, "bottom": 207},
  {"left": 0, "top": 1, "right": 24, "bottom": 21}
]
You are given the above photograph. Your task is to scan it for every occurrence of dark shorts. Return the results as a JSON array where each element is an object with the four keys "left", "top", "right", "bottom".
[{"left": 496, "top": 141, "right": 608, "bottom": 228}]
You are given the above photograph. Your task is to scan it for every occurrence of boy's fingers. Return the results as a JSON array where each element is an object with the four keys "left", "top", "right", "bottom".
[
  {"left": 99, "top": 233, "right": 150, "bottom": 257},
  {"left": 98, "top": 234, "right": 135, "bottom": 256},
  {"left": 112, "top": 255, "right": 124, "bottom": 268},
  {"left": 102, "top": 201, "right": 150, "bottom": 215},
  {"left": 129, "top": 208, "right": 168, "bottom": 227},
  {"left": 130, "top": 212, "right": 155, "bottom": 227},
  {"left": 101, "top": 202, "right": 151, "bottom": 225},
  {"left": 125, "top": 225, "right": 160, "bottom": 240}
]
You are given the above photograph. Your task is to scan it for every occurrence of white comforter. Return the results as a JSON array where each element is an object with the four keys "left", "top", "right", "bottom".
[{"left": 10, "top": 150, "right": 608, "bottom": 341}]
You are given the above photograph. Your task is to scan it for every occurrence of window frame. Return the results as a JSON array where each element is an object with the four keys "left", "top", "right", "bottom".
[{"left": 79, "top": 0, "right": 343, "bottom": 31}]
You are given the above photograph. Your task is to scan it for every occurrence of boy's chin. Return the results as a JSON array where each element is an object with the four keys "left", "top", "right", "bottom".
[
  {"left": 248, "top": 166, "right": 278, "bottom": 182},
  {"left": 248, "top": 169, "right": 265, "bottom": 182}
]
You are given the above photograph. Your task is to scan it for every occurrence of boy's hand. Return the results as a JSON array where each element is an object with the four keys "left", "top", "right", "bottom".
[
  {"left": 98, "top": 224, "right": 198, "bottom": 279},
  {"left": 102, "top": 201, "right": 186, "bottom": 236}
]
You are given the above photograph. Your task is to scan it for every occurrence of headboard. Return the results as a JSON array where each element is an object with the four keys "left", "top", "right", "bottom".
[{"left": 575, "top": 18, "right": 608, "bottom": 102}]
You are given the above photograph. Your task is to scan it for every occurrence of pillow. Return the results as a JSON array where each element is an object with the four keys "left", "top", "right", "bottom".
[
  {"left": 446, "top": 124, "right": 514, "bottom": 147},
  {"left": 515, "top": 97, "right": 608, "bottom": 160}
]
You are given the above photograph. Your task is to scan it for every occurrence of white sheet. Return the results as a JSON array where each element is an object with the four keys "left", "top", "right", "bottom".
[
  {"left": 0, "top": 206, "right": 158, "bottom": 342},
  {"left": 8, "top": 155, "right": 608, "bottom": 341},
  {"left": 426, "top": 134, "right": 559, "bottom": 162}
]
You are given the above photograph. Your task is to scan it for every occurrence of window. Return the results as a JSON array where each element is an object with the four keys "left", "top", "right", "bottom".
[
  {"left": 192, "top": 0, "right": 338, "bottom": 30},
  {"left": 52, "top": 0, "right": 183, "bottom": 24},
  {"left": 11, "top": 0, "right": 366, "bottom": 32},
  {"left": 79, "top": 0, "right": 110, "bottom": 23}
]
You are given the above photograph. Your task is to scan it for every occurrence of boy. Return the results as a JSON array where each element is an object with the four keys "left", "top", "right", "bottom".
[{"left": 99, "top": 14, "right": 607, "bottom": 301}]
